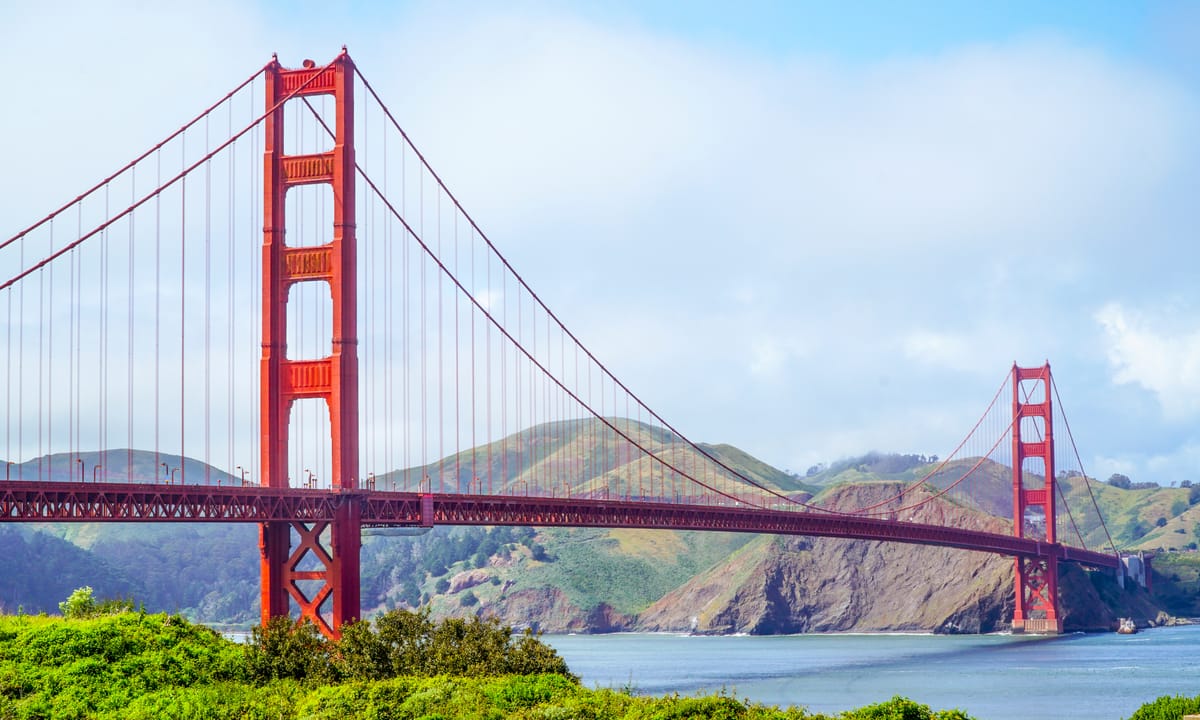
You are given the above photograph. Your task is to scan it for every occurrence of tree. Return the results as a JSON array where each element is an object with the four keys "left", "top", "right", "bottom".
[
  {"left": 507, "top": 629, "right": 573, "bottom": 676},
  {"left": 1107, "top": 474, "right": 1132, "bottom": 489},
  {"left": 398, "top": 579, "right": 421, "bottom": 608},
  {"left": 460, "top": 590, "right": 479, "bottom": 607},
  {"left": 427, "top": 615, "right": 512, "bottom": 677},
  {"left": 374, "top": 606, "right": 435, "bottom": 676},
  {"left": 345, "top": 609, "right": 575, "bottom": 680},
  {"left": 58, "top": 586, "right": 96, "bottom": 619},
  {"left": 243, "top": 616, "right": 332, "bottom": 682},
  {"left": 1156, "top": 517, "right": 1168, "bottom": 528},
  {"left": 335, "top": 619, "right": 389, "bottom": 681},
  {"left": 1190, "top": 485, "right": 1200, "bottom": 505}
]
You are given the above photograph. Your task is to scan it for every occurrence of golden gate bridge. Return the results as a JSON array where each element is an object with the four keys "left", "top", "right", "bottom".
[{"left": 0, "top": 50, "right": 1121, "bottom": 638}]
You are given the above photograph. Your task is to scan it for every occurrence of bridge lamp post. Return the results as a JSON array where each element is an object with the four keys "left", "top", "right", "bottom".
[
  {"left": 92, "top": 465, "right": 102, "bottom": 483},
  {"left": 76, "top": 458, "right": 83, "bottom": 483},
  {"left": 6, "top": 461, "right": 13, "bottom": 481},
  {"left": 237, "top": 466, "right": 247, "bottom": 486},
  {"left": 170, "top": 467, "right": 180, "bottom": 485}
]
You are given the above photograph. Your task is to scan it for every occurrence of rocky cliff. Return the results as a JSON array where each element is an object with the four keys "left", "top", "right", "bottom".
[{"left": 432, "top": 480, "right": 1164, "bottom": 635}]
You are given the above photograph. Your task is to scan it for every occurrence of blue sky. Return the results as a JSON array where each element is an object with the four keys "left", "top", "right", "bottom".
[{"left": 2, "top": 1, "right": 1198, "bottom": 484}]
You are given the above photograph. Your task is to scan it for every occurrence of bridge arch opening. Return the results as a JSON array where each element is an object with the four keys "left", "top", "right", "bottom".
[
  {"left": 283, "top": 96, "right": 336, "bottom": 156},
  {"left": 288, "top": 397, "right": 332, "bottom": 489},
  {"left": 285, "top": 183, "right": 334, "bottom": 248},
  {"left": 286, "top": 281, "right": 333, "bottom": 361}
]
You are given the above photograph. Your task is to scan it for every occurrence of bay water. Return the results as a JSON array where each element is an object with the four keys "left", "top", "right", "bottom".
[{"left": 543, "top": 625, "right": 1200, "bottom": 720}]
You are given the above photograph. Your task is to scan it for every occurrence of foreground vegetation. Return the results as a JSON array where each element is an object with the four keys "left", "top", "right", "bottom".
[
  {"left": 1126, "top": 694, "right": 1200, "bottom": 720},
  {"left": 0, "top": 595, "right": 983, "bottom": 719},
  {"left": 2, "top": 595, "right": 1196, "bottom": 719}
]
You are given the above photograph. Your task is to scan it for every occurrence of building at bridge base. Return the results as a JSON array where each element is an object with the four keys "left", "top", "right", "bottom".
[
  {"left": 259, "top": 51, "right": 361, "bottom": 639},
  {"left": 1010, "top": 364, "right": 1062, "bottom": 634}
]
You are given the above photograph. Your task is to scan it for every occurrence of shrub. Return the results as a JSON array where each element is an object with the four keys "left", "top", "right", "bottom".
[
  {"left": 1108, "top": 474, "right": 1132, "bottom": 489},
  {"left": 59, "top": 586, "right": 97, "bottom": 619},
  {"left": 243, "top": 616, "right": 333, "bottom": 683},
  {"left": 840, "top": 695, "right": 973, "bottom": 720},
  {"left": 1127, "top": 694, "right": 1200, "bottom": 720},
  {"left": 327, "top": 608, "right": 575, "bottom": 681}
]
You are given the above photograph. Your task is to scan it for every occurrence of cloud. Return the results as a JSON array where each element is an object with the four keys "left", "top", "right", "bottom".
[
  {"left": 903, "top": 330, "right": 983, "bottom": 374},
  {"left": 2, "top": 4, "right": 1199, "bottom": 487},
  {"left": 1096, "top": 302, "right": 1200, "bottom": 421}
]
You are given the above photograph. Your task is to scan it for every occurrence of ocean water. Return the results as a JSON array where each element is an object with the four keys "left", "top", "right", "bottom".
[{"left": 542, "top": 625, "right": 1200, "bottom": 720}]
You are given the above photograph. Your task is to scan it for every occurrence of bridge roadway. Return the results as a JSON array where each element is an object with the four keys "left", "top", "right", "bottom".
[{"left": 0, "top": 480, "right": 1119, "bottom": 569}]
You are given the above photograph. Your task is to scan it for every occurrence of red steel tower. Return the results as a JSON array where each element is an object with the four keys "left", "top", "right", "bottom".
[
  {"left": 1010, "top": 363, "right": 1060, "bottom": 633},
  {"left": 259, "top": 52, "right": 360, "bottom": 638}
]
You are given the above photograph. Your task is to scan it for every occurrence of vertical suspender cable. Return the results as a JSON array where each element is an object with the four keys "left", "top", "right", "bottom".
[
  {"left": 402, "top": 133, "right": 409, "bottom": 486},
  {"left": 470, "top": 224, "right": 476, "bottom": 487},
  {"left": 5, "top": 283, "right": 9, "bottom": 469},
  {"left": 454, "top": 210, "right": 461, "bottom": 488},
  {"left": 201, "top": 114, "right": 211, "bottom": 484},
  {"left": 228, "top": 101, "right": 235, "bottom": 479},
  {"left": 38, "top": 229, "right": 45, "bottom": 480},
  {"left": 155, "top": 152, "right": 161, "bottom": 479},
  {"left": 18, "top": 234, "right": 24, "bottom": 474},
  {"left": 420, "top": 163, "right": 427, "bottom": 483},
  {"left": 485, "top": 240, "right": 492, "bottom": 494},
  {"left": 364, "top": 102, "right": 373, "bottom": 481},
  {"left": 437, "top": 190, "right": 444, "bottom": 488},
  {"left": 180, "top": 163, "right": 187, "bottom": 483},
  {"left": 103, "top": 184, "right": 110, "bottom": 472},
  {"left": 128, "top": 168, "right": 135, "bottom": 481},
  {"left": 76, "top": 209, "right": 82, "bottom": 471},
  {"left": 68, "top": 221, "right": 74, "bottom": 466}
]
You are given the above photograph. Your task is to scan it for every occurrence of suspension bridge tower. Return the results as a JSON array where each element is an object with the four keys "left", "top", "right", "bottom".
[
  {"left": 259, "top": 51, "right": 361, "bottom": 638},
  {"left": 1011, "top": 363, "right": 1061, "bottom": 633}
]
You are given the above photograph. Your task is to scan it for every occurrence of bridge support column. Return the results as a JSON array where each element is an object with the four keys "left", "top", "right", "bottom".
[
  {"left": 259, "top": 51, "right": 360, "bottom": 639},
  {"left": 1013, "top": 555, "right": 1062, "bottom": 634},
  {"left": 1011, "top": 363, "right": 1061, "bottom": 634}
]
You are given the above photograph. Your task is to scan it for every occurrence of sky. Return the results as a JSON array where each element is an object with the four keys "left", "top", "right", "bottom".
[{"left": 1, "top": 1, "right": 1198, "bottom": 484}]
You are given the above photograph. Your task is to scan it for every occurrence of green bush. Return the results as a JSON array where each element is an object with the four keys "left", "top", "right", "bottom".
[
  {"left": 1127, "top": 694, "right": 1200, "bottom": 720},
  {"left": 838, "top": 696, "right": 972, "bottom": 720},
  {"left": 243, "top": 616, "right": 333, "bottom": 683},
  {"left": 246, "top": 607, "right": 575, "bottom": 683},
  {"left": 59, "top": 586, "right": 97, "bottom": 618},
  {"left": 0, "top": 612, "right": 246, "bottom": 718}
]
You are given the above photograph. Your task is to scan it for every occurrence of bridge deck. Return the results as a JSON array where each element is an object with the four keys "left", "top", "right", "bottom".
[{"left": 0, "top": 480, "right": 1118, "bottom": 568}]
